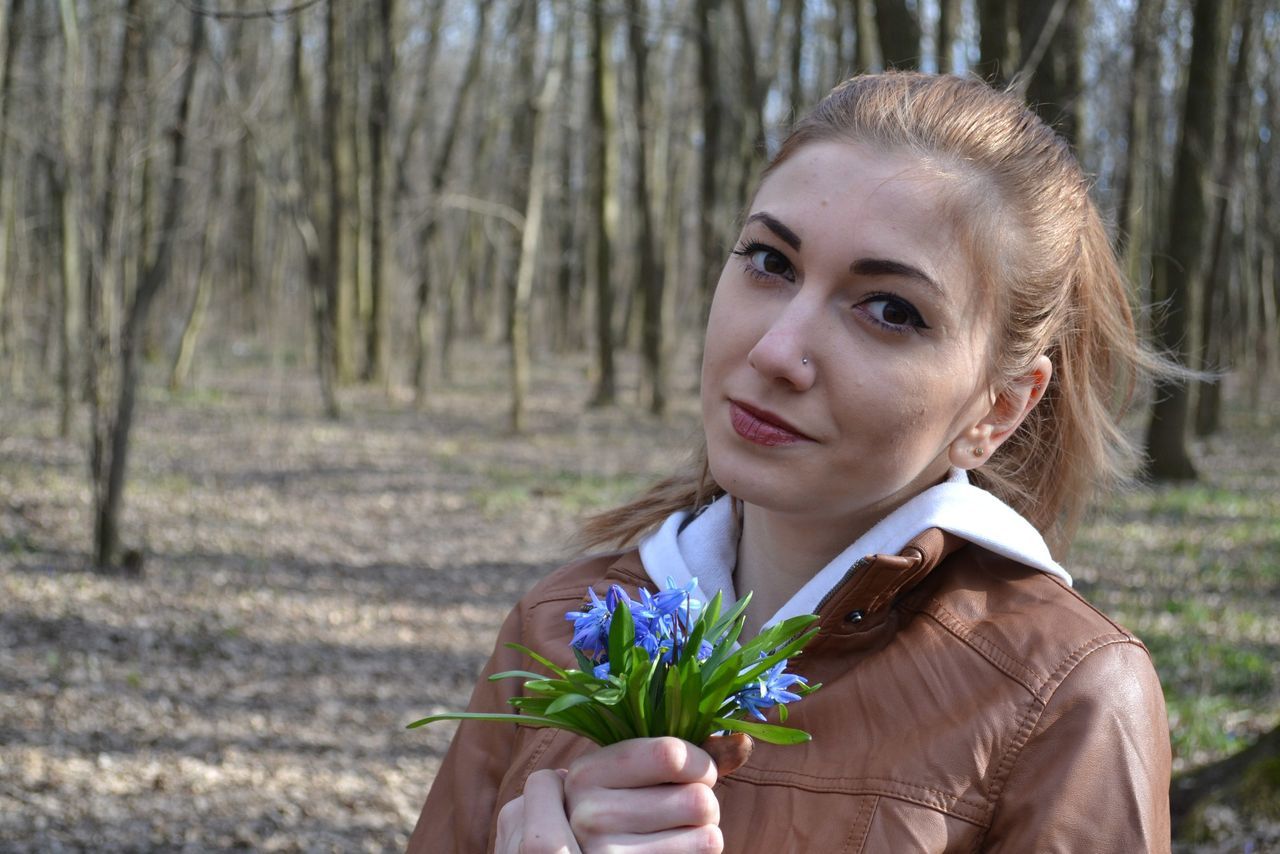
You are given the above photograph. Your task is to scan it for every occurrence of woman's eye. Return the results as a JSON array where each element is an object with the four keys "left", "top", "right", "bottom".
[
  {"left": 732, "top": 241, "right": 795, "bottom": 282},
  {"left": 751, "top": 248, "right": 792, "bottom": 278},
  {"left": 860, "top": 296, "right": 929, "bottom": 332}
]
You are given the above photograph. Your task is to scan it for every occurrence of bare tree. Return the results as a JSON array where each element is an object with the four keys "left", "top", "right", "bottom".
[
  {"left": 937, "top": 0, "right": 960, "bottom": 73},
  {"left": 364, "top": 0, "right": 395, "bottom": 385},
  {"left": 1144, "top": 0, "right": 1235, "bottom": 481},
  {"left": 1117, "top": 0, "right": 1165, "bottom": 289},
  {"left": 695, "top": 0, "right": 722, "bottom": 328},
  {"left": 0, "top": 0, "right": 24, "bottom": 369},
  {"left": 89, "top": 7, "right": 205, "bottom": 568},
  {"left": 1018, "top": 0, "right": 1086, "bottom": 149},
  {"left": 588, "top": 0, "right": 617, "bottom": 406},
  {"left": 977, "top": 0, "right": 1018, "bottom": 84},
  {"left": 510, "top": 3, "right": 568, "bottom": 433},
  {"left": 53, "top": 0, "right": 83, "bottom": 438},
  {"left": 625, "top": 0, "right": 665, "bottom": 415},
  {"left": 411, "top": 0, "right": 491, "bottom": 407},
  {"left": 1195, "top": 1, "right": 1256, "bottom": 436},
  {"left": 873, "top": 0, "right": 921, "bottom": 70}
]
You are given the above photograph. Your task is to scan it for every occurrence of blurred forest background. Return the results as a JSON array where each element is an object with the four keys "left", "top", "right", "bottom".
[{"left": 0, "top": 0, "right": 1277, "bottom": 849}]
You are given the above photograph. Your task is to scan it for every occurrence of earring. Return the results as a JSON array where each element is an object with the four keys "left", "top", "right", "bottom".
[
  {"left": 801, "top": 357, "right": 809, "bottom": 366},
  {"left": 972, "top": 447, "right": 985, "bottom": 458}
]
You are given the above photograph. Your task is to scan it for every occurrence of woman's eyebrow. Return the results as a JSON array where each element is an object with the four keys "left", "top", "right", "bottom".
[
  {"left": 746, "top": 212, "right": 802, "bottom": 250},
  {"left": 850, "top": 258, "right": 943, "bottom": 294}
]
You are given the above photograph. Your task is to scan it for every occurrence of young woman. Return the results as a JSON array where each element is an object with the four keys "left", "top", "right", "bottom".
[{"left": 409, "top": 73, "right": 1173, "bottom": 853}]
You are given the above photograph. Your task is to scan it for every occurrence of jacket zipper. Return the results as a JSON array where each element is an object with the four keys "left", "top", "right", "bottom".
[{"left": 812, "top": 555, "right": 872, "bottom": 620}]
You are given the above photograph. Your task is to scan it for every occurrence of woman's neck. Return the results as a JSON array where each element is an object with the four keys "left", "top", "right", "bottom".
[{"left": 734, "top": 502, "right": 866, "bottom": 638}]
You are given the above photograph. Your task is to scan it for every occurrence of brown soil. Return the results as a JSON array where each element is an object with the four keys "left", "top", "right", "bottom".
[{"left": 1, "top": 344, "right": 702, "bottom": 852}]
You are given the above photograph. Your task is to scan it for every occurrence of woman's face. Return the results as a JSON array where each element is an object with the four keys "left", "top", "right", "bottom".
[{"left": 701, "top": 141, "right": 1005, "bottom": 531}]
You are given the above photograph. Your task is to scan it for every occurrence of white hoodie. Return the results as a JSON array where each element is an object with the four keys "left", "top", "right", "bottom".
[{"left": 637, "top": 467, "right": 1070, "bottom": 631}]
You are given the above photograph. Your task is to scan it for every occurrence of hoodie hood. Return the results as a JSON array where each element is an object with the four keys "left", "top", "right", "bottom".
[{"left": 637, "top": 467, "right": 1070, "bottom": 632}]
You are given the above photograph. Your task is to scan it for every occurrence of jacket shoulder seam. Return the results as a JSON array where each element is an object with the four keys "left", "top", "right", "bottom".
[
  {"left": 977, "top": 634, "right": 1148, "bottom": 843},
  {"left": 908, "top": 598, "right": 1047, "bottom": 693},
  {"left": 729, "top": 768, "right": 990, "bottom": 825},
  {"left": 523, "top": 552, "right": 649, "bottom": 606}
]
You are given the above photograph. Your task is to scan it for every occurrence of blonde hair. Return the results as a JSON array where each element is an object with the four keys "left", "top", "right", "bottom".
[{"left": 579, "top": 72, "right": 1167, "bottom": 558}]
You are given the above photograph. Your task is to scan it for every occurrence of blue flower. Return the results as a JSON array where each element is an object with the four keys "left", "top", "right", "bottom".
[
  {"left": 566, "top": 579, "right": 712, "bottom": 668},
  {"left": 592, "top": 661, "right": 611, "bottom": 679},
  {"left": 735, "top": 659, "right": 808, "bottom": 721},
  {"left": 565, "top": 587, "right": 611, "bottom": 661}
]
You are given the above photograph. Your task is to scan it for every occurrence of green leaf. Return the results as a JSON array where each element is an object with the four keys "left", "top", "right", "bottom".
[
  {"left": 736, "top": 627, "right": 820, "bottom": 685},
  {"left": 700, "top": 591, "right": 724, "bottom": 634},
  {"left": 489, "top": 669, "right": 553, "bottom": 683},
  {"left": 712, "top": 716, "right": 812, "bottom": 744},
  {"left": 592, "top": 687, "right": 624, "bottom": 705},
  {"left": 708, "top": 593, "right": 752, "bottom": 639},
  {"left": 608, "top": 596, "right": 635, "bottom": 669},
  {"left": 406, "top": 711, "right": 602, "bottom": 743},
  {"left": 506, "top": 643, "right": 571, "bottom": 679},
  {"left": 624, "top": 646, "right": 656, "bottom": 737},
  {"left": 545, "top": 693, "right": 597, "bottom": 715}
]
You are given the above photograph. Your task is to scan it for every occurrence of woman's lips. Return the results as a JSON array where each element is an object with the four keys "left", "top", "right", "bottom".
[{"left": 729, "top": 400, "right": 814, "bottom": 446}]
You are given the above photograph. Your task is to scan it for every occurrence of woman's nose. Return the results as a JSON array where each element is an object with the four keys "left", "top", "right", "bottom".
[{"left": 746, "top": 306, "right": 818, "bottom": 390}]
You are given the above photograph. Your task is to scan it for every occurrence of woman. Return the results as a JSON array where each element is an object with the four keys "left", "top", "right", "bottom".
[{"left": 410, "top": 73, "right": 1172, "bottom": 853}]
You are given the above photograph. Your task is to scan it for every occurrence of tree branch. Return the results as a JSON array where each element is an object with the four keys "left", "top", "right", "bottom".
[{"left": 172, "top": 0, "right": 322, "bottom": 21}]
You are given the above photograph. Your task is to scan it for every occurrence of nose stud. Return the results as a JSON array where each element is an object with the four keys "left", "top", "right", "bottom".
[{"left": 801, "top": 357, "right": 809, "bottom": 366}]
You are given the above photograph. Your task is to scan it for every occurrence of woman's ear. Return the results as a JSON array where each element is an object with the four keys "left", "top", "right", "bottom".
[{"left": 949, "top": 355, "right": 1052, "bottom": 469}]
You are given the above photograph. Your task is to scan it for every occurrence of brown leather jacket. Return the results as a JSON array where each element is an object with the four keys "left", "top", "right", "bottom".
[{"left": 408, "top": 528, "right": 1172, "bottom": 853}]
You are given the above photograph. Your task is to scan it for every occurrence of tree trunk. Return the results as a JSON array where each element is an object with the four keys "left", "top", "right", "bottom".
[
  {"left": 1118, "top": 0, "right": 1165, "bottom": 289},
  {"left": 695, "top": 0, "right": 722, "bottom": 331},
  {"left": 730, "top": 0, "right": 767, "bottom": 197},
  {"left": 853, "top": 0, "right": 877, "bottom": 72},
  {"left": 364, "top": 0, "right": 394, "bottom": 386},
  {"left": 1195, "top": 2, "right": 1255, "bottom": 437},
  {"left": 937, "top": 0, "right": 960, "bottom": 73},
  {"left": 1171, "top": 723, "right": 1280, "bottom": 840},
  {"left": 588, "top": 0, "right": 616, "bottom": 406},
  {"left": 1018, "top": 0, "right": 1086, "bottom": 149},
  {"left": 93, "top": 8, "right": 203, "bottom": 569},
  {"left": 323, "top": 0, "right": 349, "bottom": 399},
  {"left": 412, "top": 0, "right": 490, "bottom": 407},
  {"left": 977, "top": 0, "right": 1017, "bottom": 84},
  {"left": 86, "top": 0, "right": 142, "bottom": 568},
  {"left": 552, "top": 68, "right": 579, "bottom": 354},
  {"left": 785, "top": 0, "right": 806, "bottom": 118},
  {"left": 229, "top": 20, "right": 259, "bottom": 332},
  {"left": 625, "top": 0, "right": 665, "bottom": 416},
  {"left": 337, "top": 4, "right": 361, "bottom": 386},
  {"left": 1143, "top": 0, "right": 1234, "bottom": 481},
  {"left": 55, "top": 0, "right": 82, "bottom": 440},
  {"left": 0, "top": 0, "right": 23, "bottom": 370},
  {"left": 501, "top": 0, "right": 538, "bottom": 350},
  {"left": 290, "top": 12, "right": 338, "bottom": 419},
  {"left": 510, "top": 6, "right": 566, "bottom": 434},
  {"left": 169, "top": 148, "right": 223, "bottom": 393},
  {"left": 873, "top": 0, "right": 920, "bottom": 70}
]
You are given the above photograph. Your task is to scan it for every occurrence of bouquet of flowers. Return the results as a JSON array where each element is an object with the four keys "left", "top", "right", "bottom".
[{"left": 409, "top": 579, "right": 821, "bottom": 746}]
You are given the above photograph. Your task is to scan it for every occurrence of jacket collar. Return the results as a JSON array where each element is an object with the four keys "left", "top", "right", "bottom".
[
  {"left": 637, "top": 469, "right": 1070, "bottom": 637},
  {"left": 806, "top": 527, "right": 968, "bottom": 649}
]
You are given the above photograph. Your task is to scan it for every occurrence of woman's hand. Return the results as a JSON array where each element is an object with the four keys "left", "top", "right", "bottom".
[{"left": 495, "top": 735, "right": 751, "bottom": 854}]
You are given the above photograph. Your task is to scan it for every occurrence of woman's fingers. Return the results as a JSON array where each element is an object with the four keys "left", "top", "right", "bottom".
[
  {"left": 568, "top": 782, "right": 720, "bottom": 837},
  {"left": 583, "top": 826, "right": 724, "bottom": 854},
  {"left": 495, "top": 795, "right": 524, "bottom": 854},
  {"left": 517, "top": 769, "right": 582, "bottom": 854},
  {"left": 565, "top": 737, "right": 717, "bottom": 791},
  {"left": 700, "top": 733, "right": 753, "bottom": 778}
]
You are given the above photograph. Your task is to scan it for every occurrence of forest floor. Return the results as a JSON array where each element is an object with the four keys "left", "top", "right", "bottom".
[{"left": 1, "top": 341, "right": 1277, "bottom": 852}]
